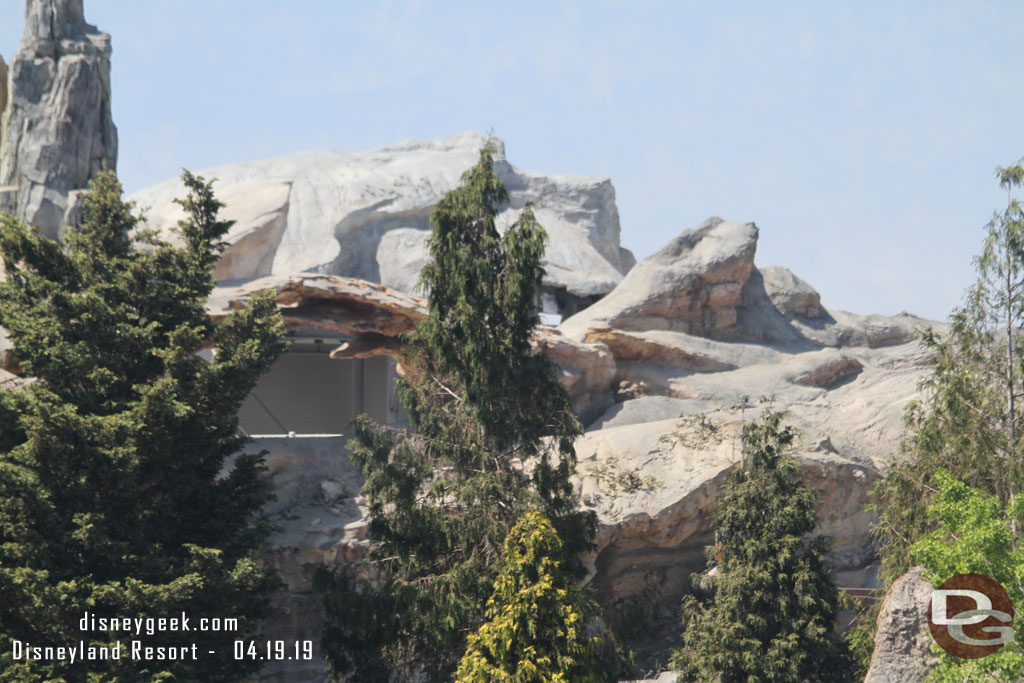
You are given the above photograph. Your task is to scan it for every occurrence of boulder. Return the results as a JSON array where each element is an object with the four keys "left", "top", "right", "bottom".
[
  {"left": 560, "top": 218, "right": 758, "bottom": 340},
  {"left": 0, "top": 0, "right": 117, "bottom": 239},
  {"left": 864, "top": 566, "right": 938, "bottom": 683},
  {"left": 760, "top": 265, "right": 823, "bottom": 318},
  {"left": 130, "top": 133, "right": 634, "bottom": 317}
]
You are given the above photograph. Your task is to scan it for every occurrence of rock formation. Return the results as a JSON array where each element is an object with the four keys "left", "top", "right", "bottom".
[
  {"left": 206, "top": 208, "right": 943, "bottom": 681},
  {"left": 560, "top": 218, "right": 758, "bottom": 339},
  {"left": 0, "top": 55, "right": 7, "bottom": 120},
  {"left": 0, "top": 0, "right": 117, "bottom": 240},
  {"left": 864, "top": 567, "right": 938, "bottom": 682},
  {"left": 129, "top": 133, "right": 633, "bottom": 318}
]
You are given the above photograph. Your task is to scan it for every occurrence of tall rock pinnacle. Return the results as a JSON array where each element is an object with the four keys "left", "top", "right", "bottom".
[{"left": 0, "top": 0, "right": 117, "bottom": 240}]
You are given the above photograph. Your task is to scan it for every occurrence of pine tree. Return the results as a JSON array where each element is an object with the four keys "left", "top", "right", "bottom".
[
  {"left": 455, "top": 511, "right": 621, "bottom": 683},
  {"left": 0, "top": 170, "right": 286, "bottom": 681},
  {"left": 670, "top": 410, "right": 850, "bottom": 682},
  {"left": 872, "top": 159, "right": 1024, "bottom": 583},
  {"left": 317, "top": 146, "right": 614, "bottom": 682}
]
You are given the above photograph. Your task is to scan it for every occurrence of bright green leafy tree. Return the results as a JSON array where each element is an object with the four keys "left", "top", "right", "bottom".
[
  {"left": 317, "top": 147, "right": 622, "bottom": 682},
  {"left": 670, "top": 410, "right": 851, "bottom": 682},
  {"left": 455, "top": 510, "right": 621, "bottom": 683},
  {"left": 872, "top": 159, "right": 1024, "bottom": 584},
  {"left": 910, "top": 471, "right": 1024, "bottom": 682},
  {"left": 0, "top": 170, "right": 286, "bottom": 681}
]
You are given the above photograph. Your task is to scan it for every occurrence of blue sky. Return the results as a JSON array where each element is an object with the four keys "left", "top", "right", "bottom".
[{"left": 3, "top": 1, "right": 1023, "bottom": 321}]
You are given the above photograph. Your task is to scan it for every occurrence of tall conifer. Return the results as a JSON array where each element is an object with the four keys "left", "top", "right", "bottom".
[
  {"left": 671, "top": 411, "right": 850, "bottom": 682},
  {"left": 318, "top": 147, "right": 607, "bottom": 681},
  {"left": 0, "top": 170, "right": 286, "bottom": 681}
]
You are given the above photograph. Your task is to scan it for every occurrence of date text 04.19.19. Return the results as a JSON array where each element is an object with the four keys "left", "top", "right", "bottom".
[{"left": 234, "top": 640, "right": 313, "bottom": 661}]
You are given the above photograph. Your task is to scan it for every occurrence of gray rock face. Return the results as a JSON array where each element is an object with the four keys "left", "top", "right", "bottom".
[
  {"left": 377, "top": 227, "right": 430, "bottom": 295},
  {"left": 0, "top": 0, "right": 117, "bottom": 240},
  {"left": 865, "top": 566, "right": 938, "bottom": 683},
  {"left": 760, "top": 265, "right": 823, "bottom": 318},
  {"left": 130, "top": 133, "right": 633, "bottom": 316},
  {"left": 0, "top": 55, "right": 8, "bottom": 122}
]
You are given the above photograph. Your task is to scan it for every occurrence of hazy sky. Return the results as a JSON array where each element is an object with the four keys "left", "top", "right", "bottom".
[{"left": 3, "top": 1, "right": 1023, "bottom": 321}]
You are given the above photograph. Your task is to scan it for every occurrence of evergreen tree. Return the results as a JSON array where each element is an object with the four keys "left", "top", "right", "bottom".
[
  {"left": 455, "top": 511, "right": 620, "bottom": 683},
  {"left": 317, "top": 147, "right": 613, "bottom": 681},
  {"left": 670, "top": 410, "right": 850, "bottom": 682},
  {"left": 872, "top": 159, "right": 1024, "bottom": 584},
  {"left": 0, "top": 170, "right": 286, "bottom": 681}
]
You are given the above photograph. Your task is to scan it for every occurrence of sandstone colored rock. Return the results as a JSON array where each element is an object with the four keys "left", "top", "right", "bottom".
[
  {"left": 576, "top": 412, "right": 881, "bottom": 604},
  {"left": 760, "top": 265, "right": 823, "bottom": 318},
  {"left": 130, "top": 133, "right": 633, "bottom": 315},
  {"left": 207, "top": 273, "right": 428, "bottom": 339},
  {"left": 792, "top": 355, "right": 863, "bottom": 388},
  {"left": 584, "top": 328, "right": 739, "bottom": 373},
  {"left": 210, "top": 274, "right": 618, "bottom": 423},
  {"left": 0, "top": 0, "right": 117, "bottom": 239},
  {"left": 864, "top": 566, "right": 938, "bottom": 683},
  {"left": 561, "top": 218, "right": 758, "bottom": 340}
]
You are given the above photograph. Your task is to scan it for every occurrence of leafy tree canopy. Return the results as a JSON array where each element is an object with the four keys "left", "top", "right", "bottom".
[
  {"left": 873, "top": 158, "right": 1024, "bottom": 583},
  {"left": 455, "top": 511, "right": 624, "bottom": 683},
  {"left": 910, "top": 471, "right": 1024, "bottom": 682}
]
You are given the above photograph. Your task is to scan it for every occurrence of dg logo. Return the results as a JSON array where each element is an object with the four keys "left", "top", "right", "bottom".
[{"left": 928, "top": 573, "right": 1015, "bottom": 658}]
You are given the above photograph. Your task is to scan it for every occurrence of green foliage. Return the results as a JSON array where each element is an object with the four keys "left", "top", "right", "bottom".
[
  {"left": 318, "top": 147, "right": 612, "bottom": 681},
  {"left": 871, "top": 159, "right": 1024, "bottom": 586},
  {"left": 670, "top": 410, "right": 851, "bottom": 682},
  {"left": 454, "top": 511, "right": 624, "bottom": 683},
  {"left": 0, "top": 170, "right": 286, "bottom": 681},
  {"left": 841, "top": 589, "right": 883, "bottom": 679},
  {"left": 909, "top": 471, "right": 1024, "bottom": 681}
]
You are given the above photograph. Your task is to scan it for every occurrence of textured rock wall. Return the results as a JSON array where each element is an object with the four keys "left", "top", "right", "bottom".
[
  {"left": 864, "top": 567, "right": 938, "bottom": 682},
  {"left": 129, "top": 133, "right": 633, "bottom": 318},
  {"left": 0, "top": 0, "right": 117, "bottom": 239},
  {"left": 0, "top": 54, "right": 8, "bottom": 130}
]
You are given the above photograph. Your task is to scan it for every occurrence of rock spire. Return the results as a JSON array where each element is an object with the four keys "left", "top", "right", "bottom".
[{"left": 0, "top": 0, "right": 117, "bottom": 239}]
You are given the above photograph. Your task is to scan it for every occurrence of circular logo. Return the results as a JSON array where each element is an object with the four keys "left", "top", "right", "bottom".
[{"left": 927, "top": 573, "right": 1015, "bottom": 658}]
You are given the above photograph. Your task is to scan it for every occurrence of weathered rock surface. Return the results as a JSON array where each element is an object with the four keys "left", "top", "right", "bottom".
[
  {"left": 792, "top": 355, "right": 863, "bottom": 388},
  {"left": 377, "top": 227, "right": 430, "bottom": 295},
  {"left": 208, "top": 273, "right": 427, "bottom": 339},
  {"left": 864, "top": 566, "right": 938, "bottom": 683},
  {"left": 561, "top": 217, "right": 758, "bottom": 339},
  {"left": 130, "top": 133, "right": 634, "bottom": 316},
  {"left": 761, "top": 265, "right": 823, "bottom": 318},
  {"left": 561, "top": 218, "right": 933, "bottom": 353},
  {"left": 209, "top": 274, "right": 617, "bottom": 423},
  {"left": 0, "top": 54, "right": 8, "bottom": 122},
  {"left": 202, "top": 213, "right": 941, "bottom": 683},
  {"left": 0, "top": 0, "right": 117, "bottom": 239}
]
